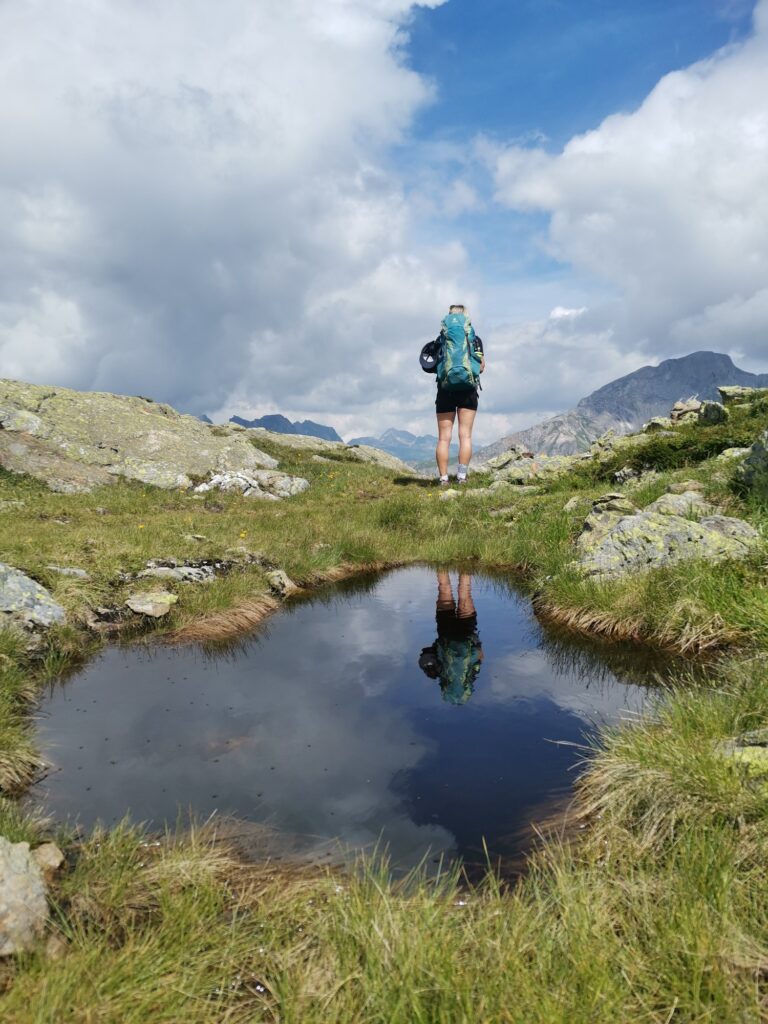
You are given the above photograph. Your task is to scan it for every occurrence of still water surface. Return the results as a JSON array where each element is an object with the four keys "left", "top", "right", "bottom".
[{"left": 30, "top": 567, "right": 671, "bottom": 872}]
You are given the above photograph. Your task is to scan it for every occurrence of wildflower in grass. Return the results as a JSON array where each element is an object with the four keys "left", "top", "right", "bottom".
[{"left": 138, "top": 524, "right": 145, "bottom": 530}]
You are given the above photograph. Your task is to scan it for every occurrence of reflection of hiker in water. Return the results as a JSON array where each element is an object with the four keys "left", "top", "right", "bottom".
[{"left": 419, "top": 571, "right": 483, "bottom": 705}]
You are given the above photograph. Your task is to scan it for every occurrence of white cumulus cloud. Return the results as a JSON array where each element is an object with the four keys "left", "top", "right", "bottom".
[
  {"left": 0, "top": 0, "right": 460, "bottom": 436},
  {"left": 490, "top": 0, "right": 768, "bottom": 384}
]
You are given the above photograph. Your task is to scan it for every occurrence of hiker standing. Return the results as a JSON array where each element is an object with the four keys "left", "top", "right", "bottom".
[{"left": 420, "top": 304, "right": 485, "bottom": 485}]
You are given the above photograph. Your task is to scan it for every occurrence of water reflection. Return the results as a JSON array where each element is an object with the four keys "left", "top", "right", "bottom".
[
  {"left": 419, "top": 571, "right": 484, "bottom": 705},
  {"left": 29, "top": 566, "right": 681, "bottom": 874}
]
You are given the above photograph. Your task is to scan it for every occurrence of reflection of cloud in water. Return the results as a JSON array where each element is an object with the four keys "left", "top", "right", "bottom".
[
  {"left": 486, "top": 648, "right": 647, "bottom": 723},
  {"left": 34, "top": 619, "right": 457, "bottom": 865}
]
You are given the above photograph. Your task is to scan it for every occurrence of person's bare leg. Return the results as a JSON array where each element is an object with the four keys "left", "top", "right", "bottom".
[
  {"left": 436, "top": 411, "right": 455, "bottom": 478},
  {"left": 437, "top": 569, "right": 455, "bottom": 612},
  {"left": 456, "top": 573, "right": 476, "bottom": 618},
  {"left": 457, "top": 407, "right": 476, "bottom": 470}
]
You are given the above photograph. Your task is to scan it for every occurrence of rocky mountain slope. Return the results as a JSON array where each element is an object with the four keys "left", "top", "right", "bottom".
[
  {"left": 230, "top": 413, "right": 342, "bottom": 442},
  {"left": 477, "top": 352, "right": 768, "bottom": 460}
]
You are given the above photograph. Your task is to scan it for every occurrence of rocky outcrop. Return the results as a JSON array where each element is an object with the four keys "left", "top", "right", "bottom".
[
  {"left": 0, "top": 563, "right": 66, "bottom": 628},
  {"left": 0, "top": 379, "right": 312, "bottom": 496},
  {"left": 718, "top": 385, "right": 768, "bottom": 406},
  {"left": 0, "top": 839, "right": 63, "bottom": 955},
  {"left": 576, "top": 491, "right": 760, "bottom": 578},
  {"left": 194, "top": 470, "right": 310, "bottom": 500},
  {"left": 735, "top": 431, "right": 768, "bottom": 496}
]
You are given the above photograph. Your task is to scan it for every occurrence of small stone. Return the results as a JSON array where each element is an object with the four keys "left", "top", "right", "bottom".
[
  {"left": 182, "top": 533, "right": 208, "bottom": 542},
  {"left": 439, "top": 489, "right": 459, "bottom": 500},
  {"left": 45, "top": 932, "right": 69, "bottom": 961},
  {"left": 592, "top": 493, "right": 637, "bottom": 515},
  {"left": 31, "top": 843, "right": 64, "bottom": 883},
  {"left": 717, "top": 447, "right": 750, "bottom": 462},
  {"left": 645, "top": 491, "right": 713, "bottom": 517},
  {"left": 138, "top": 565, "right": 214, "bottom": 584},
  {"left": 643, "top": 417, "right": 675, "bottom": 433},
  {"left": 613, "top": 466, "right": 638, "bottom": 484},
  {"left": 46, "top": 565, "right": 90, "bottom": 580},
  {"left": 125, "top": 591, "right": 179, "bottom": 617},
  {"left": 667, "top": 480, "right": 704, "bottom": 494},
  {"left": 563, "top": 497, "right": 583, "bottom": 512},
  {"left": 266, "top": 570, "right": 297, "bottom": 597}
]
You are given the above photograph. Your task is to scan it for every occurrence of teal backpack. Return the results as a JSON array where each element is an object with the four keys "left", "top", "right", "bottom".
[
  {"left": 436, "top": 312, "right": 481, "bottom": 392},
  {"left": 434, "top": 636, "right": 482, "bottom": 706}
]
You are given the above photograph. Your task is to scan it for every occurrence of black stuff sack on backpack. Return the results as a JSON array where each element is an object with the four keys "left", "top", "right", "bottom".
[{"left": 419, "top": 338, "right": 441, "bottom": 374}]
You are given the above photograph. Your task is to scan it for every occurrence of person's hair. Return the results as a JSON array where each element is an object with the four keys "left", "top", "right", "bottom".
[{"left": 449, "top": 304, "right": 465, "bottom": 313}]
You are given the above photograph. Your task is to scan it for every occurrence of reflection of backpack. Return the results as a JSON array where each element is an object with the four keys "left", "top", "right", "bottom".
[
  {"left": 434, "top": 636, "right": 482, "bottom": 705},
  {"left": 436, "top": 313, "right": 480, "bottom": 391}
]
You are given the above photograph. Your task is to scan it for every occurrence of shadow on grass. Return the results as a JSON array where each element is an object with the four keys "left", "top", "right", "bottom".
[{"left": 392, "top": 476, "right": 436, "bottom": 488}]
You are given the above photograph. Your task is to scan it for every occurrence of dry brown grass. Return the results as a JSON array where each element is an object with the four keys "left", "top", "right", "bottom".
[
  {"left": 165, "top": 597, "right": 280, "bottom": 644},
  {"left": 533, "top": 597, "right": 649, "bottom": 647}
]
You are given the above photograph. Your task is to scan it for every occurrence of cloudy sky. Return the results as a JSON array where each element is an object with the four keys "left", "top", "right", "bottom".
[{"left": 1, "top": 0, "right": 766, "bottom": 444}]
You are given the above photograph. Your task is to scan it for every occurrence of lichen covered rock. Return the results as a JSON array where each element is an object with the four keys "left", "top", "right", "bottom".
[
  {"left": 0, "top": 563, "right": 66, "bottom": 628},
  {"left": 0, "top": 379, "right": 278, "bottom": 493},
  {"left": 645, "top": 491, "right": 713, "bottom": 517},
  {"left": 576, "top": 507, "right": 759, "bottom": 578}
]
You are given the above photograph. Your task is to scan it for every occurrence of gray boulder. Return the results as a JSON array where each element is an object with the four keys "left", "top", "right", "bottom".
[
  {"left": 698, "top": 401, "right": 729, "bottom": 425},
  {"left": 0, "top": 563, "right": 66, "bottom": 628},
  {"left": 0, "top": 838, "right": 49, "bottom": 955}
]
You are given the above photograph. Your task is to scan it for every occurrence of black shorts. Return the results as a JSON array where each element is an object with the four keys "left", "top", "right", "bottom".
[
  {"left": 435, "top": 387, "right": 478, "bottom": 414},
  {"left": 436, "top": 609, "right": 478, "bottom": 643}
]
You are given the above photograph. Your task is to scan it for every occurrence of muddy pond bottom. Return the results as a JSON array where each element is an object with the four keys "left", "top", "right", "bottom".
[{"left": 31, "top": 567, "right": 665, "bottom": 874}]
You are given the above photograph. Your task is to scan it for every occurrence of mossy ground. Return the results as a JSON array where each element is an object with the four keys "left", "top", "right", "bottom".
[{"left": 1, "top": 409, "right": 768, "bottom": 1021}]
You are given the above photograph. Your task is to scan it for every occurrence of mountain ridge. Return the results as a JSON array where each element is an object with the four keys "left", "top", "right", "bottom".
[
  {"left": 230, "top": 413, "right": 342, "bottom": 443},
  {"left": 477, "top": 351, "right": 768, "bottom": 460},
  {"left": 348, "top": 427, "right": 457, "bottom": 466}
]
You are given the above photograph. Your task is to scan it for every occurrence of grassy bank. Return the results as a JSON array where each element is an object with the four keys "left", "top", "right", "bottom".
[{"left": 1, "top": 409, "right": 768, "bottom": 1020}]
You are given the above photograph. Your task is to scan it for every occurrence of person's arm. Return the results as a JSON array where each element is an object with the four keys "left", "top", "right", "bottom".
[{"left": 474, "top": 335, "right": 486, "bottom": 373}]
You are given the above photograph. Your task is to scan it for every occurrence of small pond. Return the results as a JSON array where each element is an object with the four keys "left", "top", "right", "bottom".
[{"left": 29, "top": 567, "right": 677, "bottom": 874}]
